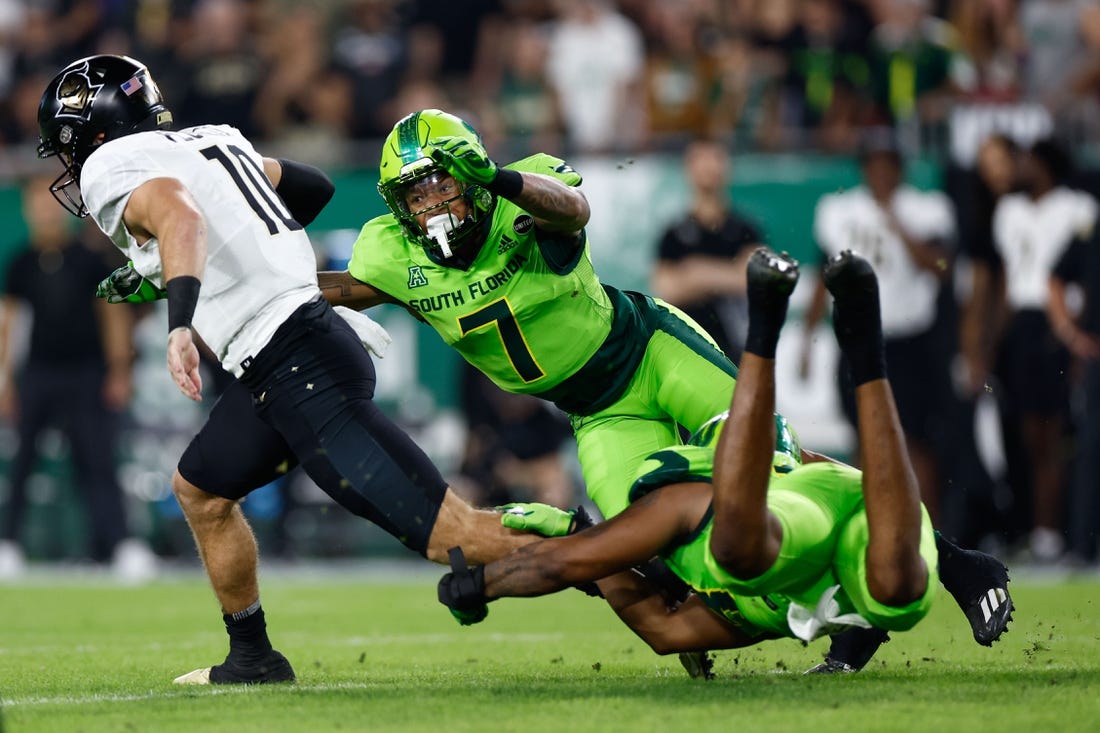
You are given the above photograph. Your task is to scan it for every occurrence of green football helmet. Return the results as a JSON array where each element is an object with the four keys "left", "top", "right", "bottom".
[
  {"left": 378, "top": 109, "right": 496, "bottom": 262},
  {"left": 689, "top": 411, "right": 803, "bottom": 475}
]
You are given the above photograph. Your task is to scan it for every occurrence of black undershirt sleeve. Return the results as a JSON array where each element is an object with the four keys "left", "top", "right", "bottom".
[{"left": 275, "top": 159, "right": 335, "bottom": 226}]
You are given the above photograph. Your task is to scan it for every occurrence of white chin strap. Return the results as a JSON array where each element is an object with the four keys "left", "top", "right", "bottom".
[{"left": 425, "top": 213, "right": 457, "bottom": 258}]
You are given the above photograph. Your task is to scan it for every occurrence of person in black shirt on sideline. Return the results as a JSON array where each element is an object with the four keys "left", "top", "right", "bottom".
[
  {"left": 0, "top": 177, "right": 153, "bottom": 581},
  {"left": 651, "top": 139, "right": 762, "bottom": 364}
]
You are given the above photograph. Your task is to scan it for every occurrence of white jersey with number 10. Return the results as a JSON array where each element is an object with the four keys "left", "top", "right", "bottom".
[{"left": 80, "top": 124, "right": 320, "bottom": 376}]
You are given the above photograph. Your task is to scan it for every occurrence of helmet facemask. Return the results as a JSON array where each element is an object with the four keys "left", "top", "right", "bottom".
[
  {"left": 38, "top": 143, "right": 88, "bottom": 217},
  {"left": 379, "top": 163, "right": 494, "bottom": 263}
]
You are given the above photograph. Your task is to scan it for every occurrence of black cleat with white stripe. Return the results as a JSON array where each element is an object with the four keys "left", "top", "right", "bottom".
[{"left": 935, "top": 531, "right": 1014, "bottom": 646}]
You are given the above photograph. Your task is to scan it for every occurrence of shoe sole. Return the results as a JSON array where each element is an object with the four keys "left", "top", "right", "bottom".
[
  {"left": 973, "top": 586, "right": 1014, "bottom": 646},
  {"left": 678, "top": 651, "right": 715, "bottom": 680},
  {"left": 822, "top": 250, "right": 876, "bottom": 298},
  {"left": 173, "top": 656, "right": 297, "bottom": 685},
  {"left": 173, "top": 667, "right": 213, "bottom": 685},
  {"left": 748, "top": 249, "right": 800, "bottom": 293}
]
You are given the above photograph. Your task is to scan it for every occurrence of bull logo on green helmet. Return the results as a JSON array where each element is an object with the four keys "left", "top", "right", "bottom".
[{"left": 378, "top": 109, "right": 497, "bottom": 263}]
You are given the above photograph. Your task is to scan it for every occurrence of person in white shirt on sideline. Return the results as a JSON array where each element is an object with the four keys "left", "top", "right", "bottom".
[{"left": 800, "top": 130, "right": 955, "bottom": 525}]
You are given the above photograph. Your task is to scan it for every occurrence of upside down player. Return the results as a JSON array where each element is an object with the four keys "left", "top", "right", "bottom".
[{"left": 438, "top": 249, "right": 1014, "bottom": 667}]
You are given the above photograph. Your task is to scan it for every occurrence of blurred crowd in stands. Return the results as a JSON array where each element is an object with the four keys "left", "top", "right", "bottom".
[
  {"left": 5, "top": 0, "right": 1100, "bottom": 575},
  {"left": 3, "top": 0, "right": 1100, "bottom": 169}
]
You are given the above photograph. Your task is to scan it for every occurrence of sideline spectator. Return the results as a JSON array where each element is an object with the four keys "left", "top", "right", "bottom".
[
  {"left": 947, "top": 0, "right": 1023, "bottom": 103},
  {"left": 940, "top": 133, "right": 1019, "bottom": 548},
  {"left": 172, "top": 0, "right": 264, "bottom": 138},
  {"left": 1049, "top": 216, "right": 1100, "bottom": 566},
  {"left": 481, "top": 19, "right": 564, "bottom": 160},
  {"left": 866, "top": 0, "right": 956, "bottom": 125},
  {"left": 1019, "top": 0, "right": 1089, "bottom": 109},
  {"left": 783, "top": 0, "right": 871, "bottom": 151},
  {"left": 639, "top": 0, "right": 717, "bottom": 147},
  {"left": 330, "top": 0, "right": 408, "bottom": 141},
  {"left": 545, "top": 0, "right": 645, "bottom": 154},
  {"left": 651, "top": 138, "right": 761, "bottom": 363},
  {"left": 0, "top": 178, "right": 154, "bottom": 581},
  {"left": 991, "top": 138, "right": 1096, "bottom": 562}
]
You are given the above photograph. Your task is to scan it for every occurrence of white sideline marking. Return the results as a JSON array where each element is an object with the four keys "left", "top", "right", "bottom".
[{"left": 4, "top": 682, "right": 374, "bottom": 708}]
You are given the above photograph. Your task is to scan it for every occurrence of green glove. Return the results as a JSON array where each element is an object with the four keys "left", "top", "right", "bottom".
[
  {"left": 498, "top": 502, "right": 575, "bottom": 537},
  {"left": 96, "top": 262, "right": 166, "bottom": 304},
  {"left": 446, "top": 598, "right": 488, "bottom": 627},
  {"left": 428, "top": 136, "right": 500, "bottom": 187}
]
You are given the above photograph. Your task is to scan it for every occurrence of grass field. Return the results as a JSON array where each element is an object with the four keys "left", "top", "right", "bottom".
[{"left": 1, "top": 564, "right": 1098, "bottom": 733}]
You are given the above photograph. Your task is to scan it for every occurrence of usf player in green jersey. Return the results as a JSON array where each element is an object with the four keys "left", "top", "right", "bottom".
[
  {"left": 318, "top": 108, "right": 806, "bottom": 519},
  {"left": 438, "top": 250, "right": 1014, "bottom": 663}
]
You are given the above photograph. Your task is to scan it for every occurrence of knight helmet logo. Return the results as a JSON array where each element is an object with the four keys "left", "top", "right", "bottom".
[{"left": 55, "top": 62, "right": 104, "bottom": 118}]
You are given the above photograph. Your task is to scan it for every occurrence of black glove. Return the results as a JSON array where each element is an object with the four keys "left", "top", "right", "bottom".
[
  {"left": 571, "top": 505, "right": 597, "bottom": 532},
  {"left": 437, "top": 547, "right": 489, "bottom": 626}
]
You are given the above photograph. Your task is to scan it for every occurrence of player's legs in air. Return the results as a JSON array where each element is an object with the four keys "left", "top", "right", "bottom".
[
  {"left": 705, "top": 249, "right": 1009, "bottom": 668},
  {"left": 816, "top": 251, "right": 1012, "bottom": 663},
  {"left": 706, "top": 248, "right": 802, "bottom": 582},
  {"left": 822, "top": 250, "right": 935, "bottom": 625},
  {"left": 701, "top": 247, "right": 931, "bottom": 628}
]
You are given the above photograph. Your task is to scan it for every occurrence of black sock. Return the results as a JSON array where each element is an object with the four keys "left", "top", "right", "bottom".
[
  {"left": 934, "top": 529, "right": 954, "bottom": 557},
  {"left": 833, "top": 301, "right": 885, "bottom": 386},
  {"left": 744, "top": 284, "right": 791, "bottom": 359},
  {"left": 223, "top": 601, "right": 274, "bottom": 664},
  {"left": 936, "top": 532, "right": 973, "bottom": 588}
]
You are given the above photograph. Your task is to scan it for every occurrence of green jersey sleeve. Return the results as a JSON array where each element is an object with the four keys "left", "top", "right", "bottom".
[{"left": 504, "top": 153, "right": 583, "bottom": 187}]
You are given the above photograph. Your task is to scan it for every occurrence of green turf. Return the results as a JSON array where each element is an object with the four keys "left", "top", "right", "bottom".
[{"left": 0, "top": 569, "right": 1097, "bottom": 732}]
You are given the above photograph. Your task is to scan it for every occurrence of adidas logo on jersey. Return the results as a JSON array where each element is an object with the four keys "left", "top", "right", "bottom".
[{"left": 498, "top": 237, "right": 519, "bottom": 255}]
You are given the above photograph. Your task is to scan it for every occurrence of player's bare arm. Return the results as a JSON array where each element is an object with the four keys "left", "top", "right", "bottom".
[
  {"left": 512, "top": 172, "right": 590, "bottom": 234},
  {"left": 122, "top": 177, "right": 207, "bottom": 278},
  {"left": 317, "top": 270, "right": 396, "bottom": 310},
  {"left": 122, "top": 177, "right": 207, "bottom": 401},
  {"left": 598, "top": 570, "right": 755, "bottom": 654},
  {"left": 483, "top": 482, "right": 710, "bottom": 599}
]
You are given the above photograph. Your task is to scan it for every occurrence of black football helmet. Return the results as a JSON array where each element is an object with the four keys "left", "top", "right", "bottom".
[{"left": 37, "top": 54, "right": 174, "bottom": 217}]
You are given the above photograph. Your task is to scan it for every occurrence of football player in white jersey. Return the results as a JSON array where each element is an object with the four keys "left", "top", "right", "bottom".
[
  {"left": 992, "top": 139, "right": 1097, "bottom": 561},
  {"left": 799, "top": 132, "right": 955, "bottom": 523},
  {"left": 37, "top": 54, "right": 544, "bottom": 685}
]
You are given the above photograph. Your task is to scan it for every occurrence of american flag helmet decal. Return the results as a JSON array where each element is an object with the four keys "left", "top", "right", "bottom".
[{"left": 120, "top": 76, "right": 143, "bottom": 96}]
